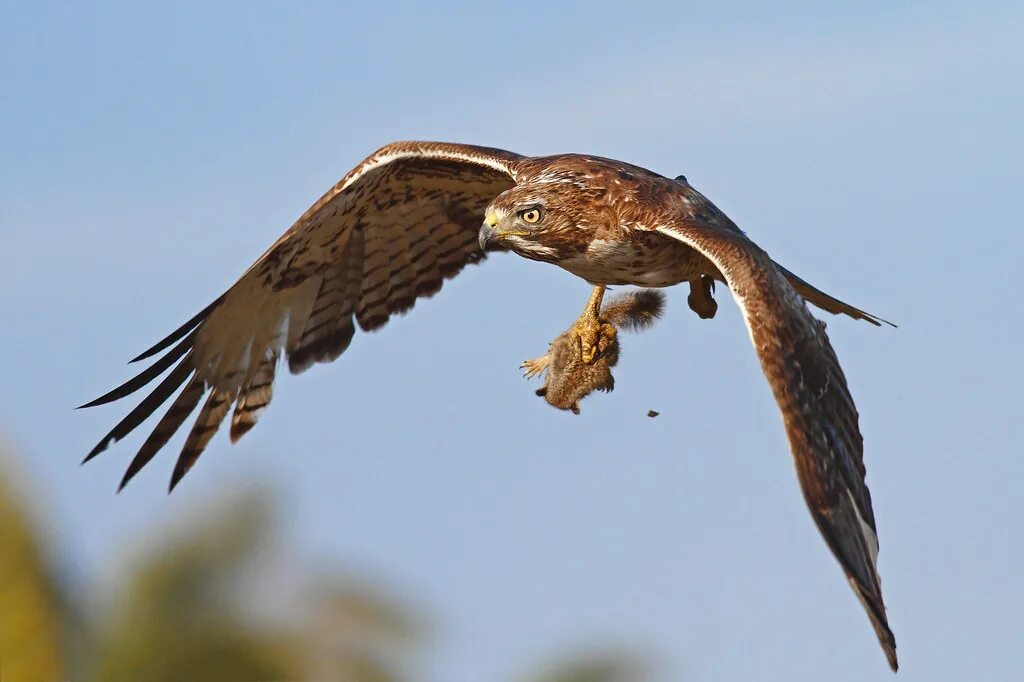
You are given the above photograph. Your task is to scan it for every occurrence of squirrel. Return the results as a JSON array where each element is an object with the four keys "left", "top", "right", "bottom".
[{"left": 522, "top": 289, "right": 665, "bottom": 414}]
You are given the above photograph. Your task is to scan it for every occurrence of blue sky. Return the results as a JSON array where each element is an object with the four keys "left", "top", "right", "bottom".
[{"left": 2, "top": 1, "right": 1022, "bottom": 679}]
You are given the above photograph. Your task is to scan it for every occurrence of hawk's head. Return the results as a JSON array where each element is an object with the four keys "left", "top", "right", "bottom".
[{"left": 478, "top": 175, "right": 604, "bottom": 263}]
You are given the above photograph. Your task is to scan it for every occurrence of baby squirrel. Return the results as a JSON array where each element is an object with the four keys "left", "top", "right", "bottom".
[{"left": 522, "top": 289, "right": 665, "bottom": 414}]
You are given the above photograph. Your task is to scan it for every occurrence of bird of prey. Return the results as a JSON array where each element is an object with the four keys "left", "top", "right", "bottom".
[{"left": 82, "top": 141, "right": 897, "bottom": 670}]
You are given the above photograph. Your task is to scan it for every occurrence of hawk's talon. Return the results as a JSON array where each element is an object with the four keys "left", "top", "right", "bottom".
[
  {"left": 579, "top": 336, "right": 599, "bottom": 364},
  {"left": 577, "top": 321, "right": 617, "bottom": 364}
]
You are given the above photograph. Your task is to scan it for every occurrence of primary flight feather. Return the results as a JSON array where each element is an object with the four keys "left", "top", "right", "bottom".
[{"left": 82, "top": 140, "right": 897, "bottom": 670}]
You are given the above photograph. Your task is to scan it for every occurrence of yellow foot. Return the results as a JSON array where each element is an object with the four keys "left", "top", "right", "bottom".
[{"left": 575, "top": 320, "right": 617, "bottom": 364}]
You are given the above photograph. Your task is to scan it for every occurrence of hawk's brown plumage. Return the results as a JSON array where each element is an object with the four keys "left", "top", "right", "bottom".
[{"left": 83, "top": 141, "right": 896, "bottom": 670}]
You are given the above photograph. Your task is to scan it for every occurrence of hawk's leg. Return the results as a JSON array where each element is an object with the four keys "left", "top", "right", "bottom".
[
  {"left": 687, "top": 275, "right": 718, "bottom": 319},
  {"left": 571, "top": 285, "right": 617, "bottom": 364}
]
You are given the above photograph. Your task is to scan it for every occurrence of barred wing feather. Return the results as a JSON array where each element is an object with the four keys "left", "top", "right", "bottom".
[{"left": 82, "top": 141, "right": 522, "bottom": 491}]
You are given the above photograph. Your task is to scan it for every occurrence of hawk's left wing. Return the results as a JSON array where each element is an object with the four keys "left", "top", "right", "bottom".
[{"left": 653, "top": 212, "right": 898, "bottom": 671}]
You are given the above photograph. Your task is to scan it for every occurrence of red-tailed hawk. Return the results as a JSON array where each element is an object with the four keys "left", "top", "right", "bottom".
[{"left": 82, "top": 141, "right": 897, "bottom": 670}]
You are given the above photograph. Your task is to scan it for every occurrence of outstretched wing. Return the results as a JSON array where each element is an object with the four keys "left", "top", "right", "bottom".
[
  {"left": 82, "top": 141, "right": 523, "bottom": 491},
  {"left": 654, "top": 210, "right": 898, "bottom": 671}
]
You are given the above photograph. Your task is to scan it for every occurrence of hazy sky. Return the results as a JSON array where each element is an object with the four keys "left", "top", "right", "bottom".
[{"left": 2, "top": 2, "right": 1022, "bottom": 680}]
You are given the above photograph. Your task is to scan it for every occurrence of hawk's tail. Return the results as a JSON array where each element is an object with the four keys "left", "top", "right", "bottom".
[{"left": 775, "top": 264, "right": 895, "bottom": 328}]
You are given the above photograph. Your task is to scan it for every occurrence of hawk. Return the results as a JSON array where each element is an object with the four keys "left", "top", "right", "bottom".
[{"left": 82, "top": 141, "right": 897, "bottom": 670}]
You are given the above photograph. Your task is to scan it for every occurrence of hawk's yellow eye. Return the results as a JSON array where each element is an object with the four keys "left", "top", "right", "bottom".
[{"left": 520, "top": 208, "right": 542, "bottom": 224}]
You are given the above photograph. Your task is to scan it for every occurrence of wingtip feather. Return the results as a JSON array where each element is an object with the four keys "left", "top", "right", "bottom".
[
  {"left": 82, "top": 439, "right": 111, "bottom": 464},
  {"left": 168, "top": 465, "right": 190, "bottom": 493},
  {"left": 849, "top": 577, "right": 898, "bottom": 672},
  {"left": 861, "top": 311, "right": 898, "bottom": 328},
  {"left": 81, "top": 333, "right": 195, "bottom": 409},
  {"left": 127, "top": 296, "right": 224, "bottom": 364}
]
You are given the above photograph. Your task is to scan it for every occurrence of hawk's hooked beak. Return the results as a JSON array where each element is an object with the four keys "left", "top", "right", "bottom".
[{"left": 478, "top": 211, "right": 500, "bottom": 251}]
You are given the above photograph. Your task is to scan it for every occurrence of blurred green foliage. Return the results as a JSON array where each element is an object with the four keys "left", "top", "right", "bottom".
[
  {"left": 0, "top": 468, "right": 66, "bottom": 682},
  {"left": 525, "top": 652, "right": 649, "bottom": 682},
  {"left": 0, "top": 450, "right": 647, "bottom": 682},
  {"left": 84, "top": 491, "right": 302, "bottom": 682}
]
